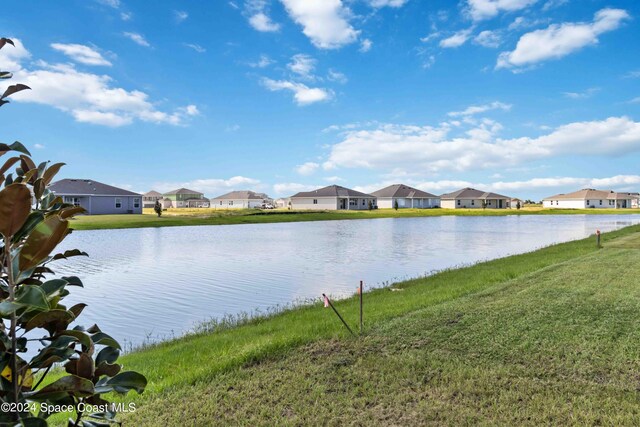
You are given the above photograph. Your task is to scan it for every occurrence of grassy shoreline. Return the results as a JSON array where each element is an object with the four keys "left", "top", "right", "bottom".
[
  {"left": 69, "top": 207, "right": 640, "bottom": 230},
  {"left": 65, "top": 224, "right": 638, "bottom": 425}
]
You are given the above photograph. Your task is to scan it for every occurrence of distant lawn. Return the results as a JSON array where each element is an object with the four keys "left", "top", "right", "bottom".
[
  {"left": 69, "top": 207, "right": 640, "bottom": 230},
  {"left": 114, "top": 225, "right": 640, "bottom": 426}
]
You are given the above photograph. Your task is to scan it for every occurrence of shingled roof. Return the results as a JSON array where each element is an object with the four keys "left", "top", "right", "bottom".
[
  {"left": 163, "top": 188, "right": 203, "bottom": 196},
  {"left": 440, "top": 187, "right": 510, "bottom": 200},
  {"left": 49, "top": 179, "right": 140, "bottom": 196},
  {"left": 291, "top": 185, "right": 375, "bottom": 198},
  {"left": 143, "top": 190, "right": 162, "bottom": 197},
  {"left": 543, "top": 189, "right": 638, "bottom": 201},
  {"left": 371, "top": 184, "right": 438, "bottom": 199},
  {"left": 211, "top": 190, "right": 266, "bottom": 200}
]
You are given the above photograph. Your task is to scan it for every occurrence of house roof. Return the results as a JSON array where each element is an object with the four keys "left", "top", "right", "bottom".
[
  {"left": 50, "top": 179, "right": 140, "bottom": 196},
  {"left": 371, "top": 184, "right": 438, "bottom": 199},
  {"left": 291, "top": 185, "right": 375, "bottom": 198},
  {"left": 543, "top": 188, "right": 639, "bottom": 201},
  {"left": 163, "top": 188, "right": 203, "bottom": 196},
  {"left": 440, "top": 187, "right": 510, "bottom": 200},
  {"left": 211, "top": 190, "right": 266, "bottom": 200},
  {"left": 144, "top": 190, "right": 162, "bottom": 197}
]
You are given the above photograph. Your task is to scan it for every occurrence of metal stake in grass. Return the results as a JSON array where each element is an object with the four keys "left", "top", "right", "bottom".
[
  {"left": 596, "top": 229, "right": 601, "bottom": 248},
  {"left": 359, "top": 281, "right": 363, "bottom": 334},
  {"left": 322, "top": 293, "right": 355, "bottom": 336}
]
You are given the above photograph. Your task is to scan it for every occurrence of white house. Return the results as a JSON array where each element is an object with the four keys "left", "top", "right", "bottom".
[
  {"left": 275, "top": 198, "right": 290, "bottom": 209},
  {"left": 210, "top": 190, "right": 269, "bottom": 209},
  {"left": 371, "top": 184, "right": 440, "bottom": 209},
  {"left": 440, "top": 187, "right": 511, "bottom": 209},
  {"left": 290, "top": 185, "right": 376, "bottom": 210},
  {"left": 543, "top": 189, "right": 638, "bottom": 209}
]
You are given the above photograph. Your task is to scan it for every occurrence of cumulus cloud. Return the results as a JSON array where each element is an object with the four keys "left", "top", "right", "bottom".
[
  {"left": 245, "top": 0, "right": 281, "bottom": 32},
  {"left": 474, "top": 30, "right": 501, "bottom": 48},
  {"left": 295, "top": 162, "right": 320, "bottom": 175},
  {"left": 262, "top": 78, "right": 332, "bottom": 105},
  {"left": 287, "top": 54, "right": 316, "bottom": 79},
  {"left": 280, "top": 0, "right": 359, "bottom": 49},
  {"left": 321, "top": 116, "right": 640, "bottom": 174},
  {"left": 448, "top": 101, "right": 511, "bottom": 117},
  {"left": 368, "top": 0, "right": 408, "bottom": 7},
  {"left": 174, "top": 10, "right": 188, "bottom": 23},
  {"left": 497, "top": 8, "right": 630, "bottom": 70},
  {"left": 50, "top": 43, "right": 112, "bottom": 66},
  {"left": 327, "top": 69, "right": 348, "bottom": 84},
  {"left": 440, "top": 29, "right": 473, "bottom": 48},
  {"left": 123, "top": 32, "right": 151, "bottom": 47},
  {"left": 359, "top": 38, "right": 373, "bottom": 52},
  {"left": 0, "top": 39, "right": 197, "bottom": 127},
  {"left": 466, "top": 0, "right": 538, "bottom": 22},
  {"left": 155, "top": 176, "right": 261, "bottom": 197},
  {"left": 249, "top": 54, "right": 274, "bottom": 68}
]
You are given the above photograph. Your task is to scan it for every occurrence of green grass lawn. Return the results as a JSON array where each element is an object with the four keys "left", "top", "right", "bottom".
[
  {"left": 59, "top": 225, "right": 638, "bottom": 425},
  {"left": 70, "top": 207, "right": 640, "bottom": 230}
]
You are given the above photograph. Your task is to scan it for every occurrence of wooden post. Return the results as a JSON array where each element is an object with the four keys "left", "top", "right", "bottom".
[
  {"left": 359, "top": 281, "right": 363, "bottom": 334},
  {"left": 596, "top": 230, "right": 601, "bottom": 248}
]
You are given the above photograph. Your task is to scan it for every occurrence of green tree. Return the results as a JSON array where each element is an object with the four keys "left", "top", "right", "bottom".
[
  {"left": 516, "top": 201, "right": 521, "bottom": 210},
  {"left": 154, "top": 199, "right": 162, "bottom": 217},
  {"left": 0, "top": 37, "right": 146, "bottom": 426},
  {"left": 394, "top": 199, "right": 399, "bottom": 211},
  {"left": 482, "top": 200, "right": 488, "bottom": 210}
]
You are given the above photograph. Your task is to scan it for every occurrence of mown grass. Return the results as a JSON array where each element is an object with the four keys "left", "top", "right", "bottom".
[
  {"left": 115, "top": 226, "right": 640, "bottom": 426},
  {"left": 69, "top": 207, "right": 640, "bottom": 230}
]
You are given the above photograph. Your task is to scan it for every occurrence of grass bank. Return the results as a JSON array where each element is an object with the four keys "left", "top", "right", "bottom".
[
  {"left": 69, "top": 207, "right": 640, "bottom": 230},
  {"left": 83, "top": 225, "right": 640, "bottom": 425}
]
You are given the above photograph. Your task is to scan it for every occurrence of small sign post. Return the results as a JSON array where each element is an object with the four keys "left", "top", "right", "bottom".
[{"left": 596, "top": 230, "right": 601, "bottom": 248}]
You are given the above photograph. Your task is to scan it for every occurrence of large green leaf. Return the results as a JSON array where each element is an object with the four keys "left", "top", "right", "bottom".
[
  {"left": 15, "top": 285, "right": 49, "bottom": 311},
  {"left": 0, "top": 183, "right": 31, "bottom": 238},
  {"left": 24, "top": 310, "right": 74, "bottom": 332},
  {"left": 91, "top": 332, "right": 121, "bottom": 350},
  {"left": 28, "top": 375, "right": 94, "bottom": 401},
  {"left": 42, "top": 162, "right": 65, "bottom": 186},
  {"left": 95, "top": 371, "right": 147, "bottom": 395},
  {"left": 19, "top": 215, "right": 70, "bottom": 271}
]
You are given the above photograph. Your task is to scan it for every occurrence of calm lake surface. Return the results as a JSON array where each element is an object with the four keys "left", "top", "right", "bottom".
[{"left": 53, "top": 215, "right": 639, "bottom": 349}]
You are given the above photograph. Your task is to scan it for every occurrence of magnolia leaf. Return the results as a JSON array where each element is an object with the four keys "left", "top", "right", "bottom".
[
  {"left": 68, "top": 303, "right": 87, "bottom": 318},
  {"left": 28, "top": 375, "right": 94, "bottom": 401},
  {"left": 91, "top": 332, "right": 121, "bottom": 350},
  {"left": 0, "top": 72, "right": 12, "bottom": 79},
  {"left": 0, "top": 156, "right": 20, "bottom": 176},
  {"left": 60, "top": 330, "right": 93, "bottom": 352},
  {"left": 95, "top": 347, "right": 120, "bottom": 366},
  {"left": 20, "top": 154, "right": 36, "bottom": 173},
  {"left": 42, "top": 162, "right": 65, "bottom": 186},
  {"left": 1, "top": 83, "right": 31, "bottom": 100},
  {"left": 0, "top": 183, "right": 31, "bottom": 238},
  {"left": 41, "top": 279, "right": 69, "bottom": 295},
  {"left": 16, "top": 285, "right": 49, "bottom": 311},
  {"left": 12, "top": 211, "right": 45, "bottom": 243},
  {"left": 76, "top": 353, "right": 95, "bottom": 379},
  {"left": 0, "top": 38, "right": 14, "bottom": 50},
  {"left": 95, "top": 371, "right": 147, "bottom": 395},
  {"left": 19, "top": 215, "right": 70, "bottom": 271},
  {"left": 63, "top": 276, "right": 84, "bottom": 287},
  {"left": 0, "top": 301, "right": 20, "bottom": 316},
  {"left": 59, "top": 206, "right": 86, "bottom": 219},
  {"left": 95, "top": 362, "right": 121, "bottom": 378},
  {"left": 24, "top": 310, "right": 74, "bottom": 332},
  {"left": 51, "top": 249, "right": 88, "bottom": 261}
]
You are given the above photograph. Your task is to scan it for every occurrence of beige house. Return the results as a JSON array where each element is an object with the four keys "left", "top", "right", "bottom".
[
  {"left": 371, "top": 184, "right": 440, "bottom": 209},
  {"left": 441, "top": 187, "right": 511, "bottom": 209},
  {"left": 211, "top": 190, "right": 270, "bottom": 209},
  {"left": 142, "top": 190, "right": 163, "bottom": 208},
  {"left": 290, "top": 185, "right": 376, "bottom": 210},
  {"left": 543, "top": 189, "right": 639, "bottom": 209}
]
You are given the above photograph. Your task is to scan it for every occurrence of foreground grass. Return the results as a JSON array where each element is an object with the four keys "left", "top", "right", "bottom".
[
  {"left": 77, "top": 225, "right": 640, "bottom": 426},
  {"left": 70, "top": 207, "right": 640, "bottom": 230}
]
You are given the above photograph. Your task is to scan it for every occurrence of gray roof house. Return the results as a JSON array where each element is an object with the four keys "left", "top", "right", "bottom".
[
  {"left": 162, "top": 188, "right": 209, "bottom": 208},
  {"left": 211, "top": 190, "right": 270, "bottom": 209},
  {"left": 290, "top": 185, "right": 376, "bottom": 210},
  {"left": 542, "top": 188, "right": 639, "bottom": 209},
  {"left": 142, "top": 190, "right": 163, "bottom": 208},
  {"left": 371, "top": 184, "right": 440, "bottom": 209},
  {"left": 49, "top": 179, "right": 142, "bottom": 215},
  {"left": 440, "top": 187, "right": 511, "bottom": 209}
]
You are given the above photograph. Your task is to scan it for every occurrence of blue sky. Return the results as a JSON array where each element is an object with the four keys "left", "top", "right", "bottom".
[{"left": 0, "top": 0, "right": 639, "bottom": 200}]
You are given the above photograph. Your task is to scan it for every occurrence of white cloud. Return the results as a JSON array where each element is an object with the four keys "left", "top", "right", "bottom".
[
  {"left": 280, "top": 0, "right": 359, "bottom": 49},
  {"left": 262, "top": 78, "right": 332, "bottom": 105},
  {"left": 249, "top": 12, "right": 281, "bottom": 32},
  {"left": 123, "top": 32, "right": 151, "bottom": 47},
  {"left": 359, "top": 38, "right": 373, "bottom": 52},
  {"left": 184, "top": 43, "right": 206, "bottom": 53},
  {"left": 287, "top": 54, "right": 316, "bottom": 79},
  {"left": 273, "top": 182, "right": 318, "bottom": 195},
  {"left": 175, "top": 10, "right": 189, "bottom": 23},
  {"left": 323, "top": 176, "right": 344, "bottom": 182},
  {"left": 50, "top": 43, "right": 112, "bottom": 66},
  {"left": 327, "top": 69, "right": 348, "bottom": 84},
  {"left": 474, "top": 30, "right": 501, "bottom": 48},
  {"left": 321, "top": 116, "right": 640, "bottom": 174},
  {"left": 624, "top": 70, "right": 640, "bottom": 79},
  {"left": 466, "top": 0, "right": 538, "bottom": 22},
  {"left": 497, "top": 8, "right": 630, "bottom": 70},
  {"left": 295, "top": 162, "right": 320, "bottom": 175},
  {"left": 120, "top": 12, "right": 132, "bottom": 21},
  {"left": 368, "top": 0, "right": 408, "bottom": 7},
  {"left": 448, "top": 101, "right": 511, "bottom": 117},
  {"left": 155, "top": 176, "right": 262, "bottom": 197},
  {"left": 97, "top": 0, "right": 120, "bottom": 8},
  {"left": 249, "top": 54, "right": 274, "bottom": 68},
  {"left": 542, "top": 0, "right": 568, "bottom": 11},
  {"left": 440, "top": 29, "right": 473, "bottom": 48},
  {"left": 630, "top": 97, "right": 640, "bottom": 104},
  {"left": 0, "top": 39, "right": 197, "bottom": 127},
  {"left": 562, "top": 87, "right": 599, "bottom": 99},
  {"left": 34, "top": 143, "right": 45, "bottom": 149}
]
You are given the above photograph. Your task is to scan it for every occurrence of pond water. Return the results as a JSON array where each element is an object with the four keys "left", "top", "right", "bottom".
[{"left": 51, "top": 214, "right": 639, "bottom": 349}]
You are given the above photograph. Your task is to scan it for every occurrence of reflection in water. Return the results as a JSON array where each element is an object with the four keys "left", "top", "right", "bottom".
[{"left": 51, "top": 215, "right": 639, "bottom": 348}]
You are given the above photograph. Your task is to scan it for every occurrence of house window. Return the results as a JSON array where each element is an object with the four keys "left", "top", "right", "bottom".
[
  {"left": 219, "top": 201, "right": 222, "bottom": 205},
  {"left": 471, "top": 200, "right": 475, "bottom": 206},
  {"left": 457, "top": 200, "right": 461, "bottom": 206},
  {"left": 313, "top": 199, "right": 318, "bottom": 204},
  {"left": 599, "top": 200, "right": 602, "bottom": 205},
  {"left": 229, "top": 201, "right": 233, "bottom": 206},
  {"left": 134, "top": 198, "right": 140, "bottom": 208},
  {"left": 587, "top": 200, "right": 590, "bottom": 206},
  {"left": 115, "top": 198, "right": 122, "bottom": 209},
  {"left": 64, "top": 196, "right": 81, "bottom": 207}
]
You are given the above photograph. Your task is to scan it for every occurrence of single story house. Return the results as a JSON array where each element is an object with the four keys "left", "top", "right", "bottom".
[
  {"left": 162, "top": 188, "right": 209, "bottom": 208},
  {"left": 210, "top": 190, "right": 270, "bottom": 209},
  {"left": 542, "top": 189, "right": 639, "bottom": 209},
  {"left": 440, "top": 187, "right": 511, "bottom": 209},
  {"left": 275, "top": 198, "right": 291, "bottom": 209},
  {"left": 371, "top": 184, "right": 440, "bottom": 209},
  {"left": 142, "top": 190, "right": 163, "bottom": 208},
  {"left": 49, "top": 179, "right": 142, "bottom": 215},
  {"left": 290, "top": 185, "right": 376, "bottom": 210}
]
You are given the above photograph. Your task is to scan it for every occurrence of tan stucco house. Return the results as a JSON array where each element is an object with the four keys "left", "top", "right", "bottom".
[
  {"left": 440, "top": 187, "right": 511, "bottom": 209},
  {"left": 371, "top": 184, "right": 440, "bottom": 209},
  {"left": 290, "top": 185, "right": 376, "bottom": 210}
]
